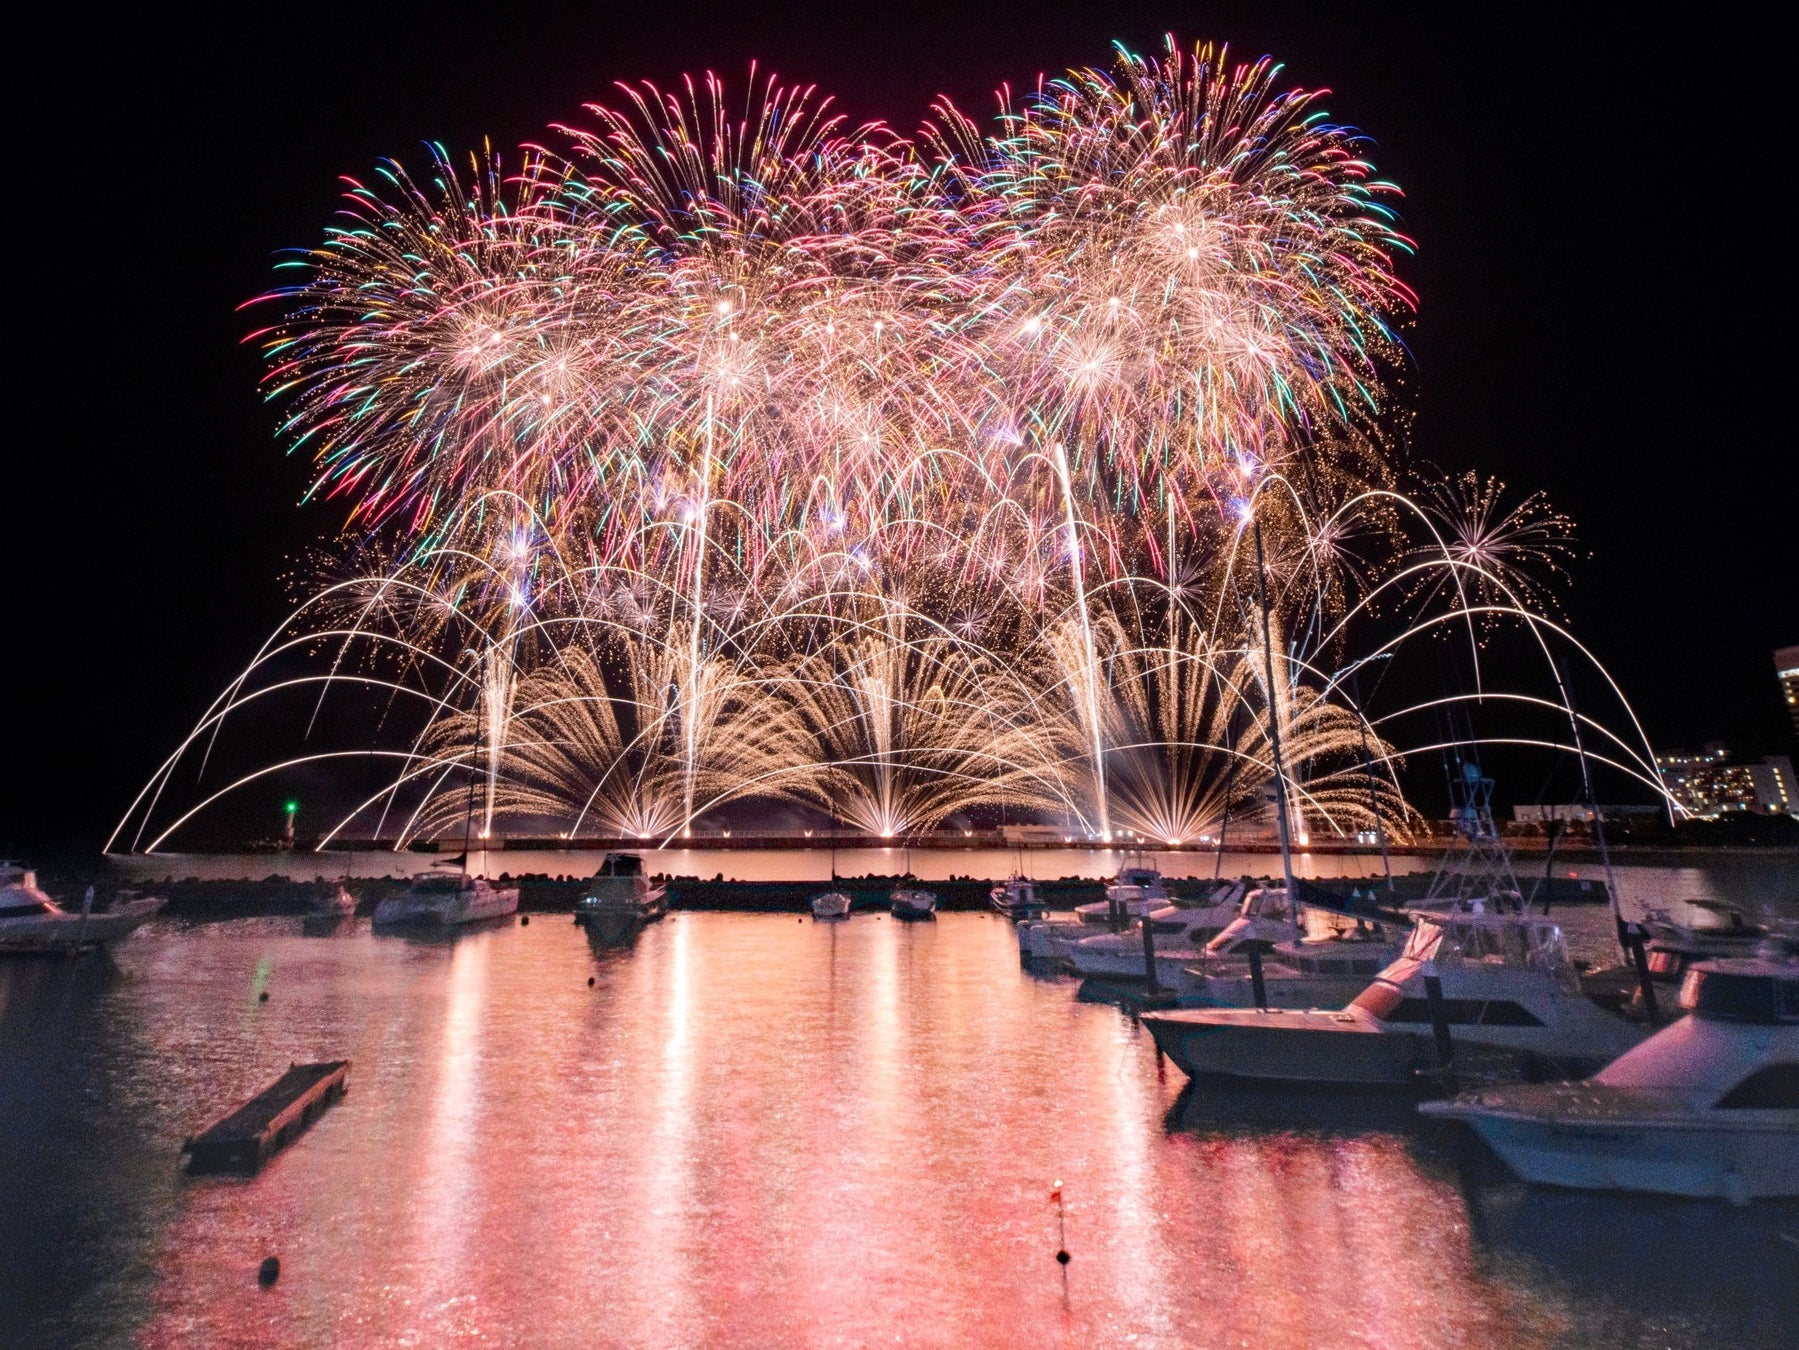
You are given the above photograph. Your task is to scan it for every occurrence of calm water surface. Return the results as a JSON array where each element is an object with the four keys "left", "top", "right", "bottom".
[{"left": 3, "top": 910, "right": 1794, "bottom": 1348}]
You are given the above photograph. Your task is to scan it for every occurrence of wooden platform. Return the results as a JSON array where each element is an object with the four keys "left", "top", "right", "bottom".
[{"left": 183, "top": 1060, "right": 349, "bottom": 1174}]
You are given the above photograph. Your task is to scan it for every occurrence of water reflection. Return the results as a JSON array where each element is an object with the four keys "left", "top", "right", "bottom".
[{"left": 1, "top": 913, "right": 1793, "bottom": 1348}]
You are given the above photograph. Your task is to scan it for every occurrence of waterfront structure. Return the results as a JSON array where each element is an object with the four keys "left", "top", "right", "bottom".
[
  {"left": 1656, "top": 744, "right": 1799, "bottom": 820},
  {"left": 1780, "top": 644, "right": 1799, "bottom": 742},
  {"left": 1510, "top": 803, "right": 1661, "bottom": 826}
]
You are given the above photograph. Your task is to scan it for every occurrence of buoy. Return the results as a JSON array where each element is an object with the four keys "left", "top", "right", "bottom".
[
  {"left": 1055, "top": 1250, "right": 1070, "bottom": 1265},
  {"left": 520, "top": 915, "right": 529, "bottom": 926},
  {"left": 588, "top": 976, "right": 596, "bottom": 987},
  {"left": 258, "top": 1256, "right": 280, "bottom": 1286},
  {"left": 258, "top": 991, "right": 270, "bottom": 1003}
]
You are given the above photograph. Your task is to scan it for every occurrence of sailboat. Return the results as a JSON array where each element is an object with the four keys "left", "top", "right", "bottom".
[{"left": 373, "top": 692, "right": 518, "bottom": 928}]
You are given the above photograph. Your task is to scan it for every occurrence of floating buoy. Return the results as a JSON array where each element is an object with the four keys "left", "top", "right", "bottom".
[
  {"left": 1055, "top": 1250, "right": 1070, "bottom": 1265},
  {"left": 520, "top": 915, "right": 529, "bottom": 926},
  {"left": 258, "top": 991, "right": 269, "bottom": 1003},
  {"left": 258, "top": 1255, "right": 280, "bottom": 1286},
  {"left": 588, "top": 976, "right": 596, "bottom": 987}
]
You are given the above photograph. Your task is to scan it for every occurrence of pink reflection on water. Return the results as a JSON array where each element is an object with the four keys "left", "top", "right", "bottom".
[{"left": 133, "top": 914, "right": 1588, "bottom": 1348}]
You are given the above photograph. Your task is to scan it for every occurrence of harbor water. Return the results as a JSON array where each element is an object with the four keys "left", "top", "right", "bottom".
[{"left": 3, "top": 885, "right": 1795, "bottom": 1346}]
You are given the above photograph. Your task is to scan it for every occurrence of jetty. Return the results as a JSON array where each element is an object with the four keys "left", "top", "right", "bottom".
[{"left": 183, "top": 1060, "right": 349, "bottom": 1174}]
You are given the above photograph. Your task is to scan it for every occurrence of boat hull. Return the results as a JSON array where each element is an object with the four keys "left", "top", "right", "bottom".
[
  {"left": 0, "top": 899, "right": 165, "bottom": 953},
  {"left": 373, "top": 888, "right": 519, "bottom": 927},
  {"left": 1444, "top": 1109, "right": 1799, "bottom": 1201},
  {"left": 1143, "top": 1009, "right": 1425, "bottom": 1085}
]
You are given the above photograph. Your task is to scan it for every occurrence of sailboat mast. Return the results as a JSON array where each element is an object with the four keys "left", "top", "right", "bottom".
[{"left": 1253, "top": 518, "right": 1300, "bottom": 934}]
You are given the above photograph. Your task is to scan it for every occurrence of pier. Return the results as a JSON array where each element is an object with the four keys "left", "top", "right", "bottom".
[{"left": 183, "top": 1060, "right": 349, "bottom": 1174}]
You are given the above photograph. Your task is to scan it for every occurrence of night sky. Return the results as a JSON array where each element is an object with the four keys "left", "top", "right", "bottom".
[{"left": 9, "top": 2, "right": 1792, "bottom": 852}]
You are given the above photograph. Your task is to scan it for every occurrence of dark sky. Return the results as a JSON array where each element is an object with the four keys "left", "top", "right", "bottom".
[{"left": 8, "top": 2, "right": 1793, "bottom": 852}]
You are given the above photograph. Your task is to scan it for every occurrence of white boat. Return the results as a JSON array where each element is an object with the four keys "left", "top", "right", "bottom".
[
  {"left": 0, "top": 864, "right": 165, "bottom": 953},
  {"left": 890, "top": 888, "right": 937, "bottom": 920},
  {"left": 1142, "top": 908, "right": 1648, "bottom": 1086},
  {"left": 1637, "top": 900, "right": 1795, "bottom": 987},
  {"left": 373, "top": 871, "right": 518, "bottom": 927},
  {"left": 1064, "top": 880, "right": 1248, "bottom": 981},
  {"left": 1166, "top": 886, "right": 1405, "bottom": 1007},
  {"left": 576, "top": 853, "right": 666, "bottom": 925},
  {"left": 1422, "top": 958, "right": 1799, "bottom": 1202},
  {"left": 1073, "top": 862, "right": 1171, "bottom": 925},
  {"left": 989, "top": 875, "right": 1045, "bottom": 920},
  {"left": 309, "top": 881, "right": 357, "bottom": 918},
  {"left": 811, "top": 890, "right": 853, "bottom": 920}
]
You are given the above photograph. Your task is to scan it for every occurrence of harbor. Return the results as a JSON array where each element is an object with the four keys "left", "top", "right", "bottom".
[{"left": 2, "top": 894, "right": 1793, "bottom": 1347}]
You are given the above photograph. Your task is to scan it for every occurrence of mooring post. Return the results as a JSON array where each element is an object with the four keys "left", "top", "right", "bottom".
[
  {"left": 1140, "top": 912, "right": 1160, "bottom": 990},
  {"left": 74, "top": 885, "right": 95, "bottom": 950},
  {"left": 1424, "top": 972, "right": 1456, "bottom": 1083},
  {"left": 1108, "top": 897, "right": 1123, "bottom": 934},
  {"left": 1625, "top": 924, "right": 1661, "bottom": 1025},
  {"left": 1247, "top": 946, "right": 1268, "bottom": 1009}
]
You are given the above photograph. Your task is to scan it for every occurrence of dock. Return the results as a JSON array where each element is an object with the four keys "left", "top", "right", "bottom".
[{"left": 182, "top": 1060, "right": 349, "bottom": 1174}]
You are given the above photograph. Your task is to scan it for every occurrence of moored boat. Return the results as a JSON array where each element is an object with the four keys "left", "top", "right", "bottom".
[
  {"left": 989, "top": 876, "right": 1045, "bottom": 921},
  {"left": 0, "top": 864, "right": 165, "bottom": 953},
  {"left": 1422, "top": 958, "right": 1799, "bottom": 1201},
  {"left": 810, "top": 890, "right": 853, "bottom": 920},
  {"left": 1064, "top": 880, "right": 1248, "bottom": 981},
  {"left": 373, "top": 871, "right": 518, "bottom": 927},
  {"left": 576, "top": 853, "right": 666, "bottom": 926},
  {"left": 309, "top": 881, "right": 357, "bottom": 918},
  {"left": 1142, "top": 908, "right": 1648, "bottom": 1087},
  {"left": 890, "top": 887, "right": 937, "bottom": 920}
]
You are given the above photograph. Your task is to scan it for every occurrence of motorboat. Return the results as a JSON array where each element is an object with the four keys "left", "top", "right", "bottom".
[
  {"left": 1142, "top": 908, "right": 1648, "bottom": 1086},
  {"left": 0, "top": 864, "right": 165, "bottom": 953},
  {"left": 1165, "top": 886, "right": 1404, "bottom": 1007},
  {"left": 373, "top": 871, "right": 519, "bottom": 927},
  {"left": 1637, "top": 899, "right": 1796, "bottom": 987},
  {"left": 309, "top": 881, "right": 357, "bottom": 918},
  {"left": 890, "top": 888, "right": 938, "bottom": 920},
  {"left": 1073, "top": 862, "right": 1171, "bottom": 925},
  {"left": 576, "top": 853, "right": 666, "bottom": 927},
  {"left": 1064, "top": 880, "right": 1249, "bottom": 981},
  {"left": 1422, "top": 958, "right": 1798, "bottom": 1202},
  {"left": 989, "top": 875, "right": 1046, "bottom": 921},
  {"left": 810, "top": 890, "right": 853, "bottom": 920}
]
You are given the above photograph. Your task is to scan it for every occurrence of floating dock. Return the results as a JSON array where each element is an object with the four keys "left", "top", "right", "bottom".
[{"left": 183, "top": 1060, "right": 349, "bottom": 1174}]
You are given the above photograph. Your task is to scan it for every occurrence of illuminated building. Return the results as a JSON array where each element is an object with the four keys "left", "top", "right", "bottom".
[
  {"left": 1779, "top": 644, "right": 1798, "bottom": 742},
  {"left": 1655, "top": 743, "right": 1799, "bottom": 820}
]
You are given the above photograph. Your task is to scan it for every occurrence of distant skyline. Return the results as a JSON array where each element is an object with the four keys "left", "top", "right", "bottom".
[{"left": 7, "top": 1, "right": 1793, "bottom": 850}]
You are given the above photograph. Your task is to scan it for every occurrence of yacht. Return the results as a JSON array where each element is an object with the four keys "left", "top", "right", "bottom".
[
  {"left": 373, "top": 869, "right": 518, "bottom": 927},
  {"left": 990, "top": 876, "right": 1046, "bottom": 921},
  {"left": 1169, "top": 889, "right": 1405, "bottom": 1008},
  {"left": 575, "top": 853, "right": 666, "bottom": 926},
  {"left": 1637, "top": 899, "right": 1795, "bottom": 987},
  {"left": 1141, "top": 908, "right": 1647, "bottom": 1086},
  {"left": 810, "top": 890, "right": 853, "bottom": 920},
  {"left": 0, "top": 865, "right": 165, "bottom": 953},
  {"left": 1422, "top": 958, "right": 1798, "bottom": 1201},
  {"left": 890, "top": 887, "right": 937, "bottom": 920},
  {"left": 1073, "top": 861, "right": 1171, "bottom": 925},
  {"left": 1063, "top": 880, "right": 1249, "bottom": 981}
]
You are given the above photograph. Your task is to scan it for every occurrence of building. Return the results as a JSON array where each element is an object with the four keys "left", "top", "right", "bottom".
[
  {"left": 1779, "top": 644, "right": 1799, "bottom": 742},
  {"left": 1656, "top": 743, "right": 1799, "bottom": 820},
  {"left": 1510, "top": 803, "right": 1662, "bottom": 825}
]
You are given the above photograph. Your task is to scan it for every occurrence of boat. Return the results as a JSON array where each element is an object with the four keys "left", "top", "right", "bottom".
[
  {"left": 372, "top": 869, "right": 518, "bottom": 928},
  {"left": 0, "top": 864, "right": 165, "bottom": 953},
  {"left": 1637, "top": 899, "right": 1796, "bottom": 987},
  {"left": 890, "top": 887, "right": 937, "bottom": 920},
  {"left": 989, "top": 875, "right": 1046, "bottom": 921},
  {"left": 810, "top": 890, "right": 853, "bottom": 920},
  {"left": 1421, "top": 958, "right": 1799, "bottom": 1202},
  {"left": 1063, "top": 880, "right": 1249, "bottom": 981},
  {"left": 309, "top": 880, "right": 357, "bottom": 918},
  {"left": 1141, "top": 907, "right": 1648, "bottom": 1087},
  {"left": 1168, "top": 888, "right": 1405, "bottom": 1008},
  {"left": 575, "top": 853, "right": 666, "bottom": 926},
  {"left": 1073, "top": 861, "right": 1171, "bottom": 925}
]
